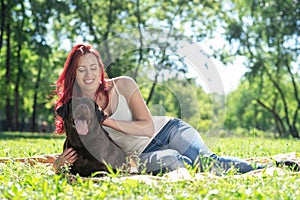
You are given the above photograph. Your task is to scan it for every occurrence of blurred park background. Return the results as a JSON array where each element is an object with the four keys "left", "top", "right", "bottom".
[{"left": 0, "top": 0, "right": 299, "bottom": 139}]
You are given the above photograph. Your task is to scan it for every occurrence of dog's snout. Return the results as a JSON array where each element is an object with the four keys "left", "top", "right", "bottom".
[
  {"left": 79, "top": 104, "right": 88, "bottom": 111},
  {"left": 73, "top": 103, "right": 91, "bottom": 120},
  {"left": 79, "top": 104, "right": 90, "bottom": 115}
]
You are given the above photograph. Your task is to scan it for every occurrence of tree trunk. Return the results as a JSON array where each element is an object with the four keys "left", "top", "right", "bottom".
[
  {"left": 286, "top": 63, "right": 299, "bottom": 138},
  {"left": 132, "top": 0, "right": 143, "bottom": 81},
  {"left": 256, "top": 99, "right": 286, "bottom": 136},
  {"left": 146, "top": 70, "right": 159, "bottom": 105},
  {"left": 102, "top": 0, "right": 113, "bottom": 77},
  {"left": 4, "top": 20, "right": 12, "bottom": 131},
  {"left": 13, "top": 1, "right": 25, "bottom": 131},
  {"left": 0, "top": 0, "right": 6, "bottom": 50},
  {"left": 13, "top": 43, "right": 21, "bottom": 131},
  {"left": 265, "top": 68, "right": 297, "bottom": 138},
  {"left": 31, "top": 58, "right": 43, "bottom": 132}
]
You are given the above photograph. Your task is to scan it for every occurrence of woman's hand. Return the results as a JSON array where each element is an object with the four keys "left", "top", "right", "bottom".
[{"left": 53, "top": 148, "right": 78, "bottom": 173}]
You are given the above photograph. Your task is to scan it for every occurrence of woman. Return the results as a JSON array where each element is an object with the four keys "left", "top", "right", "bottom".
[{"left": 53, "top": 43, "right": 262, "bottom": 175}]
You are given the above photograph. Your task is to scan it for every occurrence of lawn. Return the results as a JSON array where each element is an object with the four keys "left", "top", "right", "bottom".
[{"left": 0, "top": 131, "right": 299, "bottom": 199}]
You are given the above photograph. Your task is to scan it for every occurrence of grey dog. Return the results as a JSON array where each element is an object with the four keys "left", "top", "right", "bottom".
[{"left": 56, "top": 97, "right": 128, "bottom": 177}]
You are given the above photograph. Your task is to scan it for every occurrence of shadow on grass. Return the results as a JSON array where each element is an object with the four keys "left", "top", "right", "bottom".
[{"left": 0, "top": 131, "right": 65, "bottom": 140}]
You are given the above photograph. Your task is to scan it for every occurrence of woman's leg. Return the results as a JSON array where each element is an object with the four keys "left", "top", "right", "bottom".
[
  {"left": 140, "top": 118, "right": 212, "bottom": 173},
  {"left": 167, "top": 119, "right": 212, "bottom": 163},
  {"left": 139, "top": 149, "right": 190, "bottom": 174},
  {"left": 141, "top": 118, "right": 263, "bottom": 174},
  {"left": 166, "top": 119, "right": 264, "bottom": 173}
]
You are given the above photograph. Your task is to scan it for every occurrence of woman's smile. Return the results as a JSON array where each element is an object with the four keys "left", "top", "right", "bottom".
[
  {"left": 83, "top": 78, "right": 95, "bottom": 84},
  {"left": 76, "top": 53, "right": 101, "bottom": 96}
]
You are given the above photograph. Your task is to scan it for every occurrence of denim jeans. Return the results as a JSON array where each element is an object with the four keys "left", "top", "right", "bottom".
[{"left": 140, "top": 118, "right": 263, "bottom": 174}]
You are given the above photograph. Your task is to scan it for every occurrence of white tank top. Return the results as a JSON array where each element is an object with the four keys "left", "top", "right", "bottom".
[{"left": 102, "top": 80, "right": 171, "bottom": 155}]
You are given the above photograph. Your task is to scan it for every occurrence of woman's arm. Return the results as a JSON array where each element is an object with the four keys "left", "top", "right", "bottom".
[
  {"left": 53, "top": 148, "right": 78, "bottom": 173},
  {"left": 101, "top": 76, "right": 154, "bottom": 137}
]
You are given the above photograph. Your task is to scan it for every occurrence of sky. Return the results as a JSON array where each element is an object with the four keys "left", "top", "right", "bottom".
[
  {"left": 185, "top": 36, "right": 248, "bottom": 94},
  {"left": 187, "top": 54, "right": 248, "bottom": 94},
  {"left": 214, "top": 57, "right": 248, "bottom": 94}
]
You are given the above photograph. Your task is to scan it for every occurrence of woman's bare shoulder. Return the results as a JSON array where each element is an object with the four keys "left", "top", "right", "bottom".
[
  {"left": 111, "top": 76, "right": 138, "bottom": 97},
  {"left": 105, "top": 76, "right": 132, "bottom": 86},
  {"left": 111, "top": 76, "right": 134, "bottom": 82},
  {"left": 112, "top": 76, "right": 136, "bottom": 87}
]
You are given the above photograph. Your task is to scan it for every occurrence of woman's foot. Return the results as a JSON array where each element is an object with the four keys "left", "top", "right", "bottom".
[
  {"left": 276, "top": 160, "right": 300, "bottom": 171},
  {"left": 207, "top": 154, "right": 263, "bottom": 175}
]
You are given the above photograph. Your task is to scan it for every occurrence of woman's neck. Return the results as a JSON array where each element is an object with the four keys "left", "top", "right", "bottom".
[{"left": 81, "top": 91, "right": 96, "bottom": 100}]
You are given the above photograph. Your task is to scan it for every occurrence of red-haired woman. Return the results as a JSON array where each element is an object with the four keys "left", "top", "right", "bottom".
[{"left": 53, "top": 43, "right": 264, "bottom": 175}]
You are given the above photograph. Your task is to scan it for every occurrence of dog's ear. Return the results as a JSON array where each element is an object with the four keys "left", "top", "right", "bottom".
[
  {"left": 56, "top": 99, "right": 71, "bottom": 119},
  {"left": 56, "top": 104, "right": 68, "bottom": 119},
  {"left": 94, "top": 102, "right": 107, "bottom": 123}
]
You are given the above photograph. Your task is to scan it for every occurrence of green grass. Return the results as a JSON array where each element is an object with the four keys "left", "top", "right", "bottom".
[
  {"left": 0, "top": 132, "right": 65, "bottom": 157},
  {"left": 0, "top": 131, "right": 299, "bottom": 199}
]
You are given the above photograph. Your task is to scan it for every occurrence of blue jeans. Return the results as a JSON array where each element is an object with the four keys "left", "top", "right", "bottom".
[{"left": 140, "top": 118, "right": 263, "bottom": 175}]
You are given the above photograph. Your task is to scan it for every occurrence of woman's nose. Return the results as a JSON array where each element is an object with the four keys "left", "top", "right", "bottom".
[{"left": 85, "top": 69, "right": 91, "bottom": 75}]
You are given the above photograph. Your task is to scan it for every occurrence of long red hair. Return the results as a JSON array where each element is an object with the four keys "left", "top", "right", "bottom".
[{"left": 54, "top": 43, "right": 109, "bottom": 134}]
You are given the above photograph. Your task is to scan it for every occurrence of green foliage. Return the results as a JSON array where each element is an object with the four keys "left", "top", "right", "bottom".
[
  {"left": 0, "top": 0, "right": 222, "bottom": 133},
  {"left": 0, "top": 0, "right": 298, "bottom": 138},
  {"left": 220, "top": 0, "right": 300, "bottom": 138},
  {"left": 225, "top": 76, "right": 300, "bottom": 137}
]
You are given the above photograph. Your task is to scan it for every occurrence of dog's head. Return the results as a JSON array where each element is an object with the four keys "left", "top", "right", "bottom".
[{"left": 56, "top": 97, "right": 107, "bottom": 139}]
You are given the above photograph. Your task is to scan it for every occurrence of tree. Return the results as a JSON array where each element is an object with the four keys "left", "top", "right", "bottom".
[
  {"left": 0, "top": 0, "right": 227, "bottom": 133},
  {"left": 220, "top": 0, "right": 299, "bottom": 138},
  {"left": 0, "top": 0, "right": 68, "bottom": 131},
  {"left": 225, "top": 79, "right": 274, "bottom": 132}
]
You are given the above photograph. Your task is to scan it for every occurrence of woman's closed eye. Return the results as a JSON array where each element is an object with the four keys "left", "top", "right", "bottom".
[
  {"left": 89, "top": 63, "right": 98, "bottom": 70},
  {"left": 78, "top": 66, "right": 96, "bottom": 72},
  {"left": 77, "top": 66, "right": 86, "bottom": 72}
]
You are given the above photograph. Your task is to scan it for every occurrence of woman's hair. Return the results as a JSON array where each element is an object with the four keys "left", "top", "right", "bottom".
[{"left": 54, "top": 43, "right": 109, "bottom": 134}]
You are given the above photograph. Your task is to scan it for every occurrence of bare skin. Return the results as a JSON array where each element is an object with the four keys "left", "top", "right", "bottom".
[
  {"left": 53, "top": 148, "right": 78, "bottom": 173},
  {"left": 53, "top": 53, "right": 154, "bottom": 173}
]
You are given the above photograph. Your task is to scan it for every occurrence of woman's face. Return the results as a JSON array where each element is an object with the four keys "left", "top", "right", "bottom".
[{"left": 75, "top": 53, "right": 101, "bottom": 97}]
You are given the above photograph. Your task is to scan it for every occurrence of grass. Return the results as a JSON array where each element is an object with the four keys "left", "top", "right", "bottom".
[{"left": 0, "top": 131, "right": 299, "bottom": 199}]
